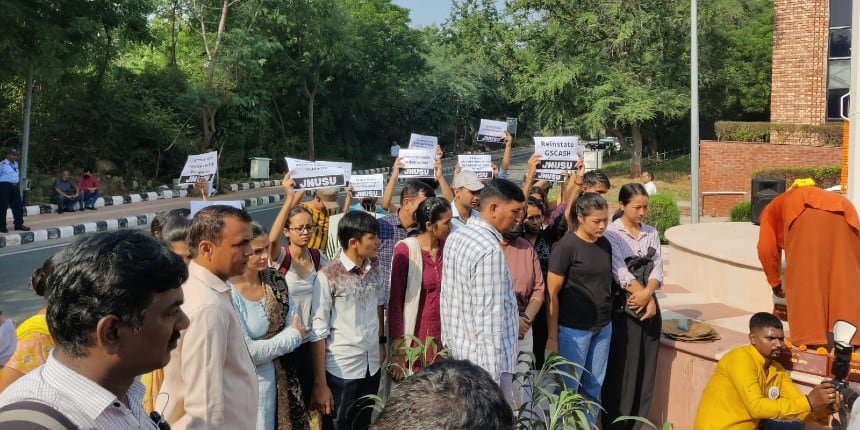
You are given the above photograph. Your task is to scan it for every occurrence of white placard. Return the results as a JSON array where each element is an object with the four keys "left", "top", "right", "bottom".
[
  {"left": 290, "top": 165, "right": 347, "bottom": 190},
  {"left": 190, "top": 200, "right": 244, "bottom": 217},
  {"left": 285, "top": 157, "right": 314, "bottom": 171},
  {"left": 397, "top": 148, "right": 436, "bottom": 178},
  {"left": 179, "top": 152, "right": 218, "bottom": 185},
  {"left": 316, "top": 161, "right": 352, "bottom": 182},
  {"left": 349, "top": 174, "right": 384, "bottom": 198},
  {"left": 458, "top": 154, "right": 493, "bottom": 180},
  {"left": 534, "top": 136, "right": 581, "bottom": 181},
  {"left": 477, "top": 119, "right": 508, "bottom": 144},
  {"left": 408, "top": 133, "right": 438, "bottom": 150}
]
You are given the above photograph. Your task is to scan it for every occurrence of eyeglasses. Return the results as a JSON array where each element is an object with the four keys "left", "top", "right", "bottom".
[{"left": 289, "top": 225, "right": 316, "bottom": 233}]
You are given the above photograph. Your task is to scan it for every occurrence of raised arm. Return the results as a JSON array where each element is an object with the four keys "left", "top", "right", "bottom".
[
  {"left": 269, "top": 173, "right": 298, "bottom": 259},
  {"left": 381, "top": 157, "right": 403, "bottom": 212},
  {"left": 500, "top": 131, "right": 513, "bottom": 172},
  {"left": 341, "top": 184, "right": 353, "bottom": 213},
  {"left": 521, "top": 153, "right": 541, "bottom": 198},
  {"left": 435, "top": 159, "right": 454, "bottom": 203}
]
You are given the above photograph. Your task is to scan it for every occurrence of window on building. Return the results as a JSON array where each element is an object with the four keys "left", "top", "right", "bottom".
[{"left": 827, "top": 0, "right": 852, "bottom": 119}]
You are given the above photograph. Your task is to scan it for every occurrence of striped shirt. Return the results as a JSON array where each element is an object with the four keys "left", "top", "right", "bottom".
[
  {"left": 0, "top": 352, "right": 157, "bottom": 429},
  {"left": 440, "top": 216, "right": 518, "bottom": 384},
  {"left": 377, "top": 212, "right": 417, "bottom": 302},
  {"left": 603, "top": 218, "right": 664, "bottom": 288},
  {"left": 301, "top": 203, "right": 331, "bottom": 251}
]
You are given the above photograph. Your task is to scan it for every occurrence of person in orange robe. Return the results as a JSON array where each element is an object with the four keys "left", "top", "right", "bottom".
[{"left": 757, "top": 181, "right": 860, "bottom": 346}]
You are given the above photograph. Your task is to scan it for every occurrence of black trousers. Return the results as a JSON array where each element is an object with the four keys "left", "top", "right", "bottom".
[
  {"left": 601, "top": 301, "right": 661, "bottom": 430},
  {"left": 0, "top": 182, "right": 24, "bottom": 227}
]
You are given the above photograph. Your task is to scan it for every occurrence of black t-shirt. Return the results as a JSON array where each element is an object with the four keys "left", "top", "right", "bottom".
[{"left": 548, "top": 233, "right": 613, "bottom": 331}]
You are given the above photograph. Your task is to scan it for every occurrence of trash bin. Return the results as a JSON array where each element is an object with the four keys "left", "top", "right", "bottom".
[{"left": 249, "top": 157, "right": 272, "bottom": 179}]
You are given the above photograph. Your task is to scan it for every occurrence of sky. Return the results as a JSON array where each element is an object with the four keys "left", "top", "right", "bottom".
[{"left": 392, "top": 0, "right": 455, "bottom": 28}]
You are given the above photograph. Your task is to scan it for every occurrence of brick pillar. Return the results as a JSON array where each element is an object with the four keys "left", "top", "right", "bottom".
[{"left": 770, "top": 0, "right": 829, "bottom": 126}]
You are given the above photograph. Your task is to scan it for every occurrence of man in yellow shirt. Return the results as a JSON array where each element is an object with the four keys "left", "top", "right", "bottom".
[{"left": 695, "top": 312, "right": 837, "bottom": 430}]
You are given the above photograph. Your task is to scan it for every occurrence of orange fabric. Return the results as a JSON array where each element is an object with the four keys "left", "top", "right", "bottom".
[{"left": 757, "top": 187, "right": 860, "bottom": 345}]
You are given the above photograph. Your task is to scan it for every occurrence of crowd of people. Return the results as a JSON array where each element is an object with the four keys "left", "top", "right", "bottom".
[{"left": 3, "top": 134, "right": 852, "bottom": 430}]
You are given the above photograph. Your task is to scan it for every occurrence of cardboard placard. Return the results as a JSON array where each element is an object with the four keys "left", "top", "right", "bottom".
[
  {"left": 477, "top": 119, "right": 508, "bottom": 144},
  {"left": 285, "top": 157, "right": 352, "bottom": 182},
  {"left": 179, "top": 152, "right": 218, "bottom": 185},
  {"left": 458, "top": 154, "right": 493, "bottom": 180},
  {"left": 290, "top": 165, "right": 347, "bottom": 190},
  {"left": 397, "top": 148, "right": 436, "bottom": 178},
  {"left": 349, "top": 174, "right": 384, "bottom": 198},
  {"left": 408, "top": 133, "right": 438, "bottom": 150}
]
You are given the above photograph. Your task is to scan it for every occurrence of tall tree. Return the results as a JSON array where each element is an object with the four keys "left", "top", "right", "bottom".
[{"left": 508, "top": 0, "right": 689, "bottom": 176}]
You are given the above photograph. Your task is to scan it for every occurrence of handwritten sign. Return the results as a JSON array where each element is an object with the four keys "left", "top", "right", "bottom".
[
  {"left": 179, "top": 152, "right": 218, "bottom": 185},
  {"left": 408, "top": 133, "right": 438, "bottom": 150},
  {"left": 349, "top": 174, "right": 384, "bottom": 198},
  {"left": 477, "top": 119, "right": 508, "bottom": 145},
  {"left": 290, "top": 165, "right": 347, "bottom": 190},
  {"left": 397, "top": 148, "right": 436, "bottom": 178},
  {"left": 285, "top": 157, "right": 314, "bottom": 171},
  {"left": 533, "top": 136, "right": 580, "bottom": 182},
  {"left": 316, "top": 161, "right": 352, "bottom": 182},
  {"left": 458, "top": 154, "right": 493, "bottom": 180}
]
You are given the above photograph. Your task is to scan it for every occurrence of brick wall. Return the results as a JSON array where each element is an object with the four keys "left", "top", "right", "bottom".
[
  {"left": 700, "top": 140, "right": 841, "bottom": 216},
  {"left": 770, "top": 0, "right": 828, "bottom": 126}
]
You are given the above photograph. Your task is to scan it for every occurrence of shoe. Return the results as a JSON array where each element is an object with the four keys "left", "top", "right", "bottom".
[
  {"left": 68, "top": 208, "right": 76, "bottom": 212},
  {"left": 57, "top": 209, "right": 64, "bottom": 214},
  {"left": 14, "top": 225, "right": 30, "bottom": 231},
  {"left": 87, "top": 206, "right": 96, "bottom": 210}
]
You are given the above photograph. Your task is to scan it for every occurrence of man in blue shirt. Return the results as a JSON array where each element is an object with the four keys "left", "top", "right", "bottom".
[{"left": 0, "top": 148, "right": 30, "bottom": 233}]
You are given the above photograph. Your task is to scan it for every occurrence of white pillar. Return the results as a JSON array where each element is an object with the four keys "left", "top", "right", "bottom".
[{"left": 848, "top": 0, "right": 860, "bottom": 203}]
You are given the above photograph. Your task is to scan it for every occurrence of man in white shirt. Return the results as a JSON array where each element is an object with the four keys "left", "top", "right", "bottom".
[
  {"left": 450, "top": 170, "right": 484, "bottom": 230},
  {"left": 641, "top": 171, "right": 657, "bottom": 195},
  {"left": 0, "top": 230, "right": 190, "bottom": 429},
  {"left": 310, "top": 210, "right": 384, "bottom": 430},
  {"left": 389, "top": 140, "right": 400, "bottom": 161},
  {"left": 158, "top": 205, "right": 259, "bottom": 429}
]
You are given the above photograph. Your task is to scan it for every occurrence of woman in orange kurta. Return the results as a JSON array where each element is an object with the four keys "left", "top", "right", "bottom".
[{"left": 757, "top": 184, "right": 860, "bottom": 346}]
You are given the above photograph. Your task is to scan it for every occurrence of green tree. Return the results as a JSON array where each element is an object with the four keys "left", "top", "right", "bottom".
[{"left": 508, "top": 0, "right": 690, "bottom": 176}]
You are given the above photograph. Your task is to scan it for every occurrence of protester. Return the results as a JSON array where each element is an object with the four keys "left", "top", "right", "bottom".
[
  {"left": 757, "top": 180, "right": 860, "bottom": 347},
  {"left": 158, "top": 205, "right": 258, "bottom": 429},
  {"left": 51, "top": 170, "right": 79, "bottom": 214},
  {"left": 450, "top": 170, "right": 483, "bottom": 230},
  {"left": 0, "top": 230, "right": 189, "bottom": 429},
  {"left": 602, "top": 183, "right": 662, "bottom": 430},
  {"left": 302, "top": 187, "right": 340, "bottom": 251},
  {"left": 389, "top": 140, "right": 400, "bottom": 162},
  {"left": 377, "top": 180, "right": 436, "bottom": 304},
  {"left": 522, "top": 197, "right": 552, "bottom": 370},
  {"left": 0, "top": 148, "right": 29, "bottom": 233},
  {"left": 545, "top": 169, "right": 611, "bottom": 246},
  {"left": 310, "top": 211, "right": 384, "bottom": 430},
  {"left": 440, "top": 178, "right": 524, "bottom": 400},
  {"left": 329, "top": 184, "right": 386, "bottom": 260},
  {"left": 499, "top": 209, "right": 545, "bottom": 409},
  {"left": 545, "top": 192, "right": 613, "bottom": 426},
  {"left": 694, "top": 312, "right": 836, "bottom": 429},
  {"left": 76, "top": 167, "right": 101, "bottom": 210},
  {"left": 230, "top": 222, "right": 307, "bottom": 430},
  {"left": 0, "top": 256, "right": 56, "bottom": 393},
  {"left": 0, "top": 311, "right": 15, "bottom": 368},
  {"left": 388, "top": 197, "right": 452, "bottom": 381},
  {"left": 640, "top": 171, "right": 657, "bottom": 195},
  {"left": 373, "top": 359, "right": 514, "bottom": 430}
]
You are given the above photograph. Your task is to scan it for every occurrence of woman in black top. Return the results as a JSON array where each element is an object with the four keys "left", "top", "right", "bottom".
[{"left": 545, "top": 192, "right": 613, "bottom": 426}]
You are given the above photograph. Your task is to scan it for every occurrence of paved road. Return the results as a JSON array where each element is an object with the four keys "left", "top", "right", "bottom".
[{"left": 0, "top": 148, "right": 533, "bottom": 322}]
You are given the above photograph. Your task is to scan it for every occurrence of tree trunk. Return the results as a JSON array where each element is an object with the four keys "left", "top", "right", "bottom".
[
  {"left": 307, "top": 89, "right": 316, "bottom": 161},
  {"left": 630, "top": 121, "right": 643, "bottom": 178}
]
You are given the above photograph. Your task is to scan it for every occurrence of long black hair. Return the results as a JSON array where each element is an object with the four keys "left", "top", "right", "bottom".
[
  {"left": 568, "top": 192, "right": 608, "bottom": 231},
  {"left": 414, "top": 197, "right": 452, "bottom": 233}
]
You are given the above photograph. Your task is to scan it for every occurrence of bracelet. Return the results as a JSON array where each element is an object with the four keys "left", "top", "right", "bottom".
[{"left": 519, "top": 312, "right": 532, "bottom": 324}]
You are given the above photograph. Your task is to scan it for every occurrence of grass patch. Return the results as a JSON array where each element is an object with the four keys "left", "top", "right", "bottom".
[{"left": 603, "top": 154, "right": 692, "bottom": 201}]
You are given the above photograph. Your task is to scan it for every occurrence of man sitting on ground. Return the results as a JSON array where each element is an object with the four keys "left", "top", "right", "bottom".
[
  {"left": 76, "top": 167, "right": 101, "bottom": 210},
  {"left": 51, "top": 170, "right": 78, "bottom": 214},
  {"left": 694, "top": 312, "right": 837, "bottom": 430}
]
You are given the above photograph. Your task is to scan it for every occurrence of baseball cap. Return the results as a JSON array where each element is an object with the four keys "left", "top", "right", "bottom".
[
  {"left": 453, "top": 170, "right": 485, "bottom": 192},
  {"left": 314, "top": 187, "right": 340, "bottom": 210}
]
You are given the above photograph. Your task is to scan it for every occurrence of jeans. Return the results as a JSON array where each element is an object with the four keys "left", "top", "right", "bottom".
[
  {"left": 758, "top": 419, "right": 804, "bottom": 430},
  {"left": 78, "top": 189, "right": 100, "bottom": 209},
  {"left": 51, "top": 195, "right": 77, "bottom": 212},
  {"left": 558, "top": 323, "right": 612, "bottom": 425},
  {"left": 323, "top": 370, "right": 380, "bottom": 430}
]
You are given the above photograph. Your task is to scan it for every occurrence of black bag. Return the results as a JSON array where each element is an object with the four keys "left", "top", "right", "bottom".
[
  {"left": 614, "top": 247, "right": 657, "bottom": 319},
  {"left": 0, "top": 401, "right": 77, "bottom": 430}
]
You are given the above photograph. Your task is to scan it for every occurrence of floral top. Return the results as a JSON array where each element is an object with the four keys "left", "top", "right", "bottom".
[{"left": 6, "top": 315, "right": 54, "bottom": 375}]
